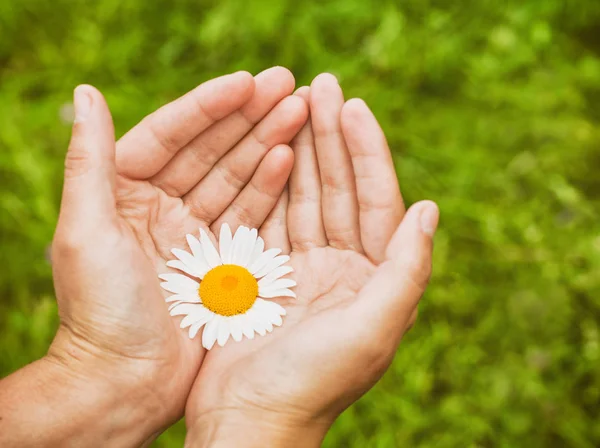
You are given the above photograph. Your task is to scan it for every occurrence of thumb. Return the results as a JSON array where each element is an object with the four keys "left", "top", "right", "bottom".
[
  {"left": 59, "top": 85, "right": 117, "bottom": 229},
  {"left": 349, "top": 200, "right": 439, "bottom": 341}
]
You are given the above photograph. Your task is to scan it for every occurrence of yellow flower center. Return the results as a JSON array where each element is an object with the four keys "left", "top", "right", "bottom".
[{"left": 199, "top": 265, "right": 258, "bottom": 316}]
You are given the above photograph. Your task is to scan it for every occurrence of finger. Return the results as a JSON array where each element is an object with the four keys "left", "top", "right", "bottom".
[
  {"left": 58, "top": 85, "right": 117, "bottom": 231},
  {"left": 260, "top": 187, "right": 291, "bottom": 254},
  {"left": 341, "top": 98, "right": 404, "bottom": 264},
  {"left": 116, "top": 71, "right": 255, "bottom": 179},
  {"left": 310, "top": 73, "right": 363, "bottom": 252},
  {"left": 151, "top": 67, "right": 296, "bottom": 197},
  {"left": 288, "top": 87, "right": 327, "bottom": 251},
  {"left": 211, "top": 145, "right": 294, "bottom": 233},
  {"left": 183, "top": 95, "right": 308, "bottom": 223},
  {"left": 349, "top": 201, "right": 438, "bottom": 342}
]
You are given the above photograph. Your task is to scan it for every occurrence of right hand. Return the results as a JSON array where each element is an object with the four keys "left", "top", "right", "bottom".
[{"left": 184, "top": 74, "right": 438, "bottom": 447}]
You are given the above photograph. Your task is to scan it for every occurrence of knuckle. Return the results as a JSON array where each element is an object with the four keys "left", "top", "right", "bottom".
[
  {"left": 52, "top": 231, "right": 85, "bottom": 260},
  {"left": 229, "top": 202, "right": 254, "bottom": 227},
  {"left": 193, "top": 94, "right": 218, "bottom": 123},
  {"left": 290, "top": 238, "right": 320, "bottom": 252},
  {"left": 321, "top": 179, "right": 355, "bottom": 198},
  {"left": 289, "top": 188, "right": 319, "bottom": 205},
  {"left": 189, "top": 140, "right": 220, "bottom": 168},
  {"left": 64, "top": 146, "right": 92, "bottom": 179},
  {"left": 326, "top": 227, "right": 361, "bottom": 251},
  {"left": 148, "top": 116, "right": 179, "bottom": 154},
  {"left": 248, "top": 127, "right": 271, "bottom": 152},
  {"left": 320, "top": 173, "right": 338, "bottom": 190},
  {"left": 356, "top": 193, "right": 392, "bottom": 213},
  {"left": 186, "top": 200, "right": 213, "bottom": 221},
  {"left": 217, "top": 163, "right": 247, "bottom": 190},
  {"left": 249, "top": 175, "right": 279, "bottom": 200}
]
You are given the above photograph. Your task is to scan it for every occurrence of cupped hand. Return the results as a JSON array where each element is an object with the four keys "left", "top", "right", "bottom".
[
  {"left": 185, "top": 74, "right": 439, "bottom": 447},
  {"left": 49, "top": 67, "right": 308, "bottom": 442}
]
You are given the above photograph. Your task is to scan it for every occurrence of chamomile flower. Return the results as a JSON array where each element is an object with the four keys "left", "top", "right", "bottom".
[{"left": 160, "top": 224, "right": 295, "bottom": 349}]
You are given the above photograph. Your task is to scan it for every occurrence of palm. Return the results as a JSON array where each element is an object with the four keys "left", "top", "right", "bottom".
[
  {"left": 292, "top": 248, "right": 375, "bottom": 309},
  {"left": 190, "top": 247, "right": 376, "bottom": 404},
  {"left": 109, "top": 177, "right": 212, "bottom": 394}
]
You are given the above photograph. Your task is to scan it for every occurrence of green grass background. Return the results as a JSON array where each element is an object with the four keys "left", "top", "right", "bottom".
[{"left": 1, "top": 0, "right": 600, "bottom": 446}]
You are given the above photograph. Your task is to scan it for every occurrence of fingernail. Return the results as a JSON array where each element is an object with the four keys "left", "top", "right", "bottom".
[
  {"left": 420, "top": 202, "right": 439, "bottom": 236},
  {"left": 73, "top": 86, "right": 92, "bottom": 122}
]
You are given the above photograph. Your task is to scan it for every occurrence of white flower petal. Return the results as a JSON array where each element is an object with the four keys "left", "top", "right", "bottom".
[
  {"left": 165, "top": 293, "right": 200, "bottom": 304},
  {"left": 264, "top": 320, "right": 274, "bottom": 333},
  {"left": 253, "top": 319, "right": 267, "bottom": 336},
  {"left": 188, "top": 311, "right": 215, "bottom": 339},
  {"left": 159, "top": 273, "right": 198, "bottom": 286},
  {"left": 199, "top": 228, "right": 222, "bottom": 269},
  {"left": 259, "top": 288, "right": 296, "bottom": 299},
  {"left": 249, "top": 248, "right": 281, "bottom": 275},
  {"left": 217, "top": 319, "right": 231, "bottom": 346},
  {"left": 254, "top": 298, "right": 287, "bottom": 316},
  {"left": 230, "top": 226, "right": 246, "bottom": 265},
  {"left": 219, "top": 223, "right": 233, "bottom": 264},
  {"left": 180, "top": 312, "right": 200, "bottom": 329},
  {"left": 169, "top": 302, "right": 203, "bottom": 317},
  {"left": 171, "top": 303, "right": 211, "bottom": 328},
  {"left": 179, "top": 306, "right": 211, "bottom": 329},
  {"left": 272, "top": 314, "right": 283, "bottom": 327},
  {"left": 234, "top": 299, "right": 287, "bottom": 339},
  {"left": 186, "top": 234, "right": 203, "bottom": 258},
  {"left": 259, "top": 279, "right": 297, "bottom": 295},
  {"left": 229, "top": 316, "right": 243, "bottom": 342},
  {"left": 254, "top": 255, "right": 291, "bottom": 279},
  {"left": 249, "top": 236, "right": 265, "bottom": 267},
  {"left": 243, "top": 308, "right": 265, "bottom": 336},
  {"left": 197, "top": 310, "right": 215, "bottom": 327},
  {"left": 166, "top": 260, "right": 197, "bottom": 278},
  {"left": 189, "top": 321, "right": 204, "bottom": 339},
  {"left": 239, "top": 228, "right": 257, "bottom": 267},
  {"left": 258, "top": 266, "right": 294, "bottom": 288},
  {"left": 171, "top": 248, "right": 209, "bottom": 278},
  {"left": 160, "top": 283, "right": 181, "bottom": 295},
  {"left": 202, "top": 317, "right": 220, "bottom": 350},
  {"left": 159, "top": 274, "right": 200, "bottom": 295},
  {"left": 168, "top": 301, "right": 182, "bottom": 311},
  {"left": 241, "top": 319, "right": 255, "bottom": 339}
]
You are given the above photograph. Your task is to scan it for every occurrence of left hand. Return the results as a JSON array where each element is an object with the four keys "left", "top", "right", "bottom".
[{"left": 1, "top": 68, "right": 308, "bottom": 446}]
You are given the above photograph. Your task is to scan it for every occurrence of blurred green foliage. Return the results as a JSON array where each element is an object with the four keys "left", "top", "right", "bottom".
[{"left": 2, "top": 0, "right": 600, "bottom": 446}]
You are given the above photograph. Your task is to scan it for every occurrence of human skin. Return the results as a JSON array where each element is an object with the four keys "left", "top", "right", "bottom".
[
  {"left": 183, "top": 74, "right": 439, "bottom": 448},
  {"left": 0, "top": 67, "right": 308, "bottom": 447},
  {"left": 0, "top": 70, "right": 438, "bottom": 448}
]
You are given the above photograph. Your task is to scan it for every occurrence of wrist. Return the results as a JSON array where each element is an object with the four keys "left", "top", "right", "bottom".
[
  {"left": 42, "top": 327, "right": 174, "bottom": 446},
  {"left": 42, "top": 353, "right": 165, "bottom": 446},
  {"left": 0, "top": 354, "right": 165, "bottom": 447},
  {"left": 184, "top": 408, "right": 331, "bottom": 448}
]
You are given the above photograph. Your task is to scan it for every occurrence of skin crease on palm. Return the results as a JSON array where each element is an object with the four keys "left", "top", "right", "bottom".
[
  {"left": 44, "top": 67, "right": 438, "bottom": 447},
  {"left": 49, "top": 66, "right": 309, "bottom": 433},
  {"left": 184, "top": 74, "right": 438, "bottom": 447}
]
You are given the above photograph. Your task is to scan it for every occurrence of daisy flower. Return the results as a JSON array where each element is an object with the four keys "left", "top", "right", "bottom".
[{"left": 159, "top": 224, "right": 296, "bottom": 349}]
